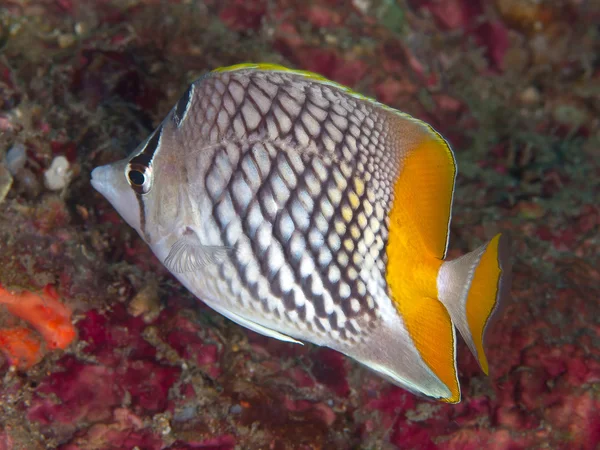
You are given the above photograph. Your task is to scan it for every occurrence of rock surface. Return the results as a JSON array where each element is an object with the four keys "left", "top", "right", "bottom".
[{"left": 0, "top": 1, "right": 598, "bottom": 449}]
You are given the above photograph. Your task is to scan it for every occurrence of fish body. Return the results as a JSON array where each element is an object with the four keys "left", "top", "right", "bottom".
[{"left": 91, "top": 64, "right": 511, "bottom": 403}]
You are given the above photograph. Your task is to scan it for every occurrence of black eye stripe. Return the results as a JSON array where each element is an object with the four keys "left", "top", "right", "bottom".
[
  {"left": 130, "top": 126, "right": 162, "bottom": 167},
  {"left": 174, "top": 83, "right": 194, "bottom": 127},
  {"left": 127, "top": 126, "right": 162, "bottom": 196},
  {"left": 129, "top": 152, "right": 152, "bottom": 167}
]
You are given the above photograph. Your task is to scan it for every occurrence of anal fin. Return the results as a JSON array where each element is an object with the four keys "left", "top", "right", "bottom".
[{"left": 396, "top": 295, "right": 461, "bottom": 403}]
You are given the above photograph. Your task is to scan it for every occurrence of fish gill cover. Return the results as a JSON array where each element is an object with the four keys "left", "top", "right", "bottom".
[{"left": 0, "top": 0, "right": 598, "bottom": 449}]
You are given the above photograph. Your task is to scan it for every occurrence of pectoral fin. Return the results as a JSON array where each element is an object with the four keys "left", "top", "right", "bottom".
[{"left": 164, "top": 231, "right": 234, "bottom": 273}]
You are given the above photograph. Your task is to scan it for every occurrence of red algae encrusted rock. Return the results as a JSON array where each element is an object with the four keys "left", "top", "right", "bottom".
[
  {"left": 310, "top": 348, "right": 350, "bottom": 397},
  {"left": 0, "top": 0, "right": 599, "bottom": 449},
  {"left": 58, "top": 408, "right": 164, "bottom": 450},
  {"left": 26, "top": 306, "right": 183, "bottom": 444},
  {"left": 28, "top": 357, "right": 122, "bottom": 426}
]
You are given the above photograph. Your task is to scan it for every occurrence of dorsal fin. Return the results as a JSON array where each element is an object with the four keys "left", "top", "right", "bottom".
[{"left": 210, "top": 63, "right": 395, "bottom": 112}]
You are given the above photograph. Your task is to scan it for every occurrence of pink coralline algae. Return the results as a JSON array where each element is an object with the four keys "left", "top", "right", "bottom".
[
  {"left": 165, "top": 316, "right": 222, "bottom": 379},
  {"left": 0, "top": 0, "right": 599, "bottom": 449},
  {"left": 24, "top": 306, "right": 185, "bottom": 445},
  {"left": 59, "top": 408, "right": 164, "bottom": 450},
  {"left": 310, "top": 348, "right": 350, "bottom": 397},
  {"left": 28, "top": 358, "right": 122, "bottom": 425},
  {"left": 410, "top": 0, "right": 510, "bottom": 70}
]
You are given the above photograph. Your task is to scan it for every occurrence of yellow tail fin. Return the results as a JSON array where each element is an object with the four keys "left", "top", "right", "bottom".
[{"left": 437, "top": 234, "right": 512, "bottom": 374}]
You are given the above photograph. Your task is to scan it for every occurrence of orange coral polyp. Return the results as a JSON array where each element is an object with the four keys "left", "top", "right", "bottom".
[
  {"left": 0, "top": 327, "right": 43, "bottom": 369},
  {"left": 0, "top": 285, "right": 76, "bottom": 352}
]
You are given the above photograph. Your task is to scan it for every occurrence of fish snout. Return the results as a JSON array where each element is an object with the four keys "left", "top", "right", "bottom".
[{"left": 90, "top": 164, "right": 111, "bottom": 194}]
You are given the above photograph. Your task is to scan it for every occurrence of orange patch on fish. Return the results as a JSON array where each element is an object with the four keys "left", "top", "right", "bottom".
[{"left": 386, "top": 135, "right": 459, "bottom": 402}]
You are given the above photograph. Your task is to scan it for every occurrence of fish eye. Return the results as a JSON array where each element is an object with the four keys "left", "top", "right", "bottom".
[
  {"left": 128, "top": 169, "right": 145, "bottom": 186},
  {"left": 126, "top": 164, "right": 152, "bottom": 194}
]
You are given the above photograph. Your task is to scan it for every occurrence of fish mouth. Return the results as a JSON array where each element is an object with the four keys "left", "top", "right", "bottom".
[
  {"left": 90, "top": 165, "right": 108, "bottom": 194},
  {"left": 90, "top": 160, "right": 143, "bottom": 235},
  {"left": 90, "top": 161, "right": 127, "bottom": 198}
]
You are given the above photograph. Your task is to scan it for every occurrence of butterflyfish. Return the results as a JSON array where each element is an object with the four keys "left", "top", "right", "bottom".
[{"left": 91, "top": 64, "right": 511, "bottom": 403}]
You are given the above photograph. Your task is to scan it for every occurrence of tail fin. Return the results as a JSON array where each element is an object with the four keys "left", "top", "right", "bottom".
[{"left": 437, "top": 234, "right": 511, "bottom": 374}]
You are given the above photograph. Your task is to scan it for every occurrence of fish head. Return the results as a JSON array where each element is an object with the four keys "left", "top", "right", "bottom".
[
  {"left": 91, "top": 158, "right": 143, "bottom": 234},
  {"left": 91, "top": 116, "right": 194, "bottom": 246}
]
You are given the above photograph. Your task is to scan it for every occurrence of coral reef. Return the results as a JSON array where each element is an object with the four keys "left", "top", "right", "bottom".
[{"left": 0, "top": 0, "right": 598, "bottom": 449}]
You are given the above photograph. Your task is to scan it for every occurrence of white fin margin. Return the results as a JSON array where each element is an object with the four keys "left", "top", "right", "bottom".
[{"left": 206, "top": 300, "right": 303, "bottom": 345}]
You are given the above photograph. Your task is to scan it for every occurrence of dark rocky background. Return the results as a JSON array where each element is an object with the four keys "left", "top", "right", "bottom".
[{"left": 0, "top": 1, "right": 598, "bottom": 449}]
